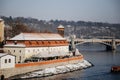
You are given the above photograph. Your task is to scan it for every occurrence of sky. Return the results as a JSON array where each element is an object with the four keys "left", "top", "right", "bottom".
[{"left": 0, "top": 0, "right": 120, "bottom": 23}]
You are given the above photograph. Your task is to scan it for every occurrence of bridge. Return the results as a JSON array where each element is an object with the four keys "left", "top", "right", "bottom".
[{"left": 68, "top": 38, "right": 120, "bottom": 51}]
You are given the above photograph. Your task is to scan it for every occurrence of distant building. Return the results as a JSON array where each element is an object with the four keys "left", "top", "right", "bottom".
[
  {"left": 0, "top": 53, "right": 15, "bottom": 69},
  {"left": 4, "top": 25, "right": 69, "bottom": 63}
]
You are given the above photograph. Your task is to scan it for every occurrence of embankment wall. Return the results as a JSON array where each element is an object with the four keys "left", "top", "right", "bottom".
[{"left": 0, "top": 56, "right": 83, "bottom": 78}]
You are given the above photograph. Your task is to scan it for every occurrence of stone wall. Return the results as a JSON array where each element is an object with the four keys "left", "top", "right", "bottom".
[{"left": 0, "top": 56, "right": 83, "bottom": 78}]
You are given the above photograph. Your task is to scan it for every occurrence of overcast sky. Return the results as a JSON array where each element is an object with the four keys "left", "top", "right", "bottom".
[{"left": 0, "top": 0, "right": 120, "bottom": 23}]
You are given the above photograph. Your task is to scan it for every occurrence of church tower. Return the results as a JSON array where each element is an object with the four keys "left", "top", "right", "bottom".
[
  {"left": 57, "top": 25, "right": 64, "bottom": 37},
  {"left": 0, "top": 19, "right": 4, "bottom": 43}
]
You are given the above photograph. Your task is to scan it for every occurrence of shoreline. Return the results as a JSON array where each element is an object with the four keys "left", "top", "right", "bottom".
[
  {"left": 11, "top": 60, "right": 92, "bottom": 79},
  {"left": 0, "top": 55, "right": 84, "bottom": 79}
]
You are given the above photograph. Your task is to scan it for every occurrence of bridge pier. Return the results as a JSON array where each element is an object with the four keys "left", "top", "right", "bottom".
[
  {"left": 70, "top": 35, "right": 76, "bottom": 56},
  {"left": 106, "top": 39, "right": 116, "bottom": 51},
  {"left": 111, "top": 39, "right": 116, "bottom": 50}
]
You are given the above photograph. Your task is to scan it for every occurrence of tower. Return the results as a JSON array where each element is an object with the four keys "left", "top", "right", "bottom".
[
  {"left": 0, "top": 19, "right": 4, "bottom": 43},
  {"left": 57, "top": 25, "right": 64, "bottom": 37}
]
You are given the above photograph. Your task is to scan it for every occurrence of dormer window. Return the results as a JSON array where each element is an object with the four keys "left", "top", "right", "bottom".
[{"left": 14, "top": 41, "right": 17, "bottom": 45}]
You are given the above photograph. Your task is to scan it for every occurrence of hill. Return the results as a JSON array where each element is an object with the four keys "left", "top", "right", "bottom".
[{"left": 1, "top": 16, "right": 120, "bottom": 39}]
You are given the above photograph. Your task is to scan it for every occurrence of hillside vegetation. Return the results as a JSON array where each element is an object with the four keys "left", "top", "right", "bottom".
[{"left": 1, "top": 16, "right": 120, "bottom": 39}]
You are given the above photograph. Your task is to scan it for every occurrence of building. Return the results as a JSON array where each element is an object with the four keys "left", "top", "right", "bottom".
[
  {"left": 57, "top": 25, "right": 64, "bottom": 37},
  {"left": 0, "top": 19, "right": 4, "bottom": 43},
  {"left": 0, "top": 53, "right": 15, "bottom": 69},
  {"left": 0, "top": 19, "right": 4, "bottom": 48},
  {"left": 4, "top": 25, "right": 70, "bottom": 63}
]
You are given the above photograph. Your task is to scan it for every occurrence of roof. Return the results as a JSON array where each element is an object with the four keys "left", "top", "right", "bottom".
[
  {"left": 0, "top": 53, "right": 15, "bottom": 58},
  {"left": 0, "top": 53, "right": 6, "bottom": 57},
  {"left": 10, "top": 33, "right": 66, "bottom": 40},
  {"left": 57, "top": 25, "right": 64, "bottom": 28},
  {"left": 0, "top": 19, "right": 3, "bottom": 21},
  {"left": 0, "top": 19, "right": 4, "bottom": 22},
  {"left": 4, "top": 44, "right": 26, "bottom": 47}
]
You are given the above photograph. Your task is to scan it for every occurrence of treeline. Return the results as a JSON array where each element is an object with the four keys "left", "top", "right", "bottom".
[{"left": 1, "top": 16, "right": 120, "bottom": 39}]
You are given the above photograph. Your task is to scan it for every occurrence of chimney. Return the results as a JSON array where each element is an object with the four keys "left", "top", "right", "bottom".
[{"left": 57, "top": 25, "right": 64, "bottom": 37}]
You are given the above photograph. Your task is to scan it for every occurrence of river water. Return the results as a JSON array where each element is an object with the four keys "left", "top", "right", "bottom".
[{"left": 29, "top": 43, "right": 120, "bottom": 80}]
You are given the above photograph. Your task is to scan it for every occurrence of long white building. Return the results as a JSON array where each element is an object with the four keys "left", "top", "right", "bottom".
[{"left": 4, "top": 25, "right": 70, "bottom": 63}]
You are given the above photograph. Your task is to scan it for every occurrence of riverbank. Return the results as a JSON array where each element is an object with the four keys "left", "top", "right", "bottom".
[
  {"left": 0, "top": 55, "right": 86, "bottom": 79},
  {"left": 12, "top": 60, "right": 92, "bottom": 79}
]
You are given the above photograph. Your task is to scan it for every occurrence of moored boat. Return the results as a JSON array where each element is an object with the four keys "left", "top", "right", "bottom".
[{"left": 111, "top": 66, "right": 120, "bottom": 72}]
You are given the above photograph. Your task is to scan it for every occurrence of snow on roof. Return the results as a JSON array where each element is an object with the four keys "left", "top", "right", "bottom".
[
  {"left": 10, "top": 33, "right": 66, "bottom": 40},
  {"left": 57, "top": 25, "right": 64, "bottom": 28},
  {"left": 0, "top": 19, "right": 3, "bottom": 21},
  {"left": 0, "top": 53, "right": 15, "bottom": 58},
  {"left": 4, "top": 44, "right": 26, "bottom": 47},
  {"left": 0, "top": 53, "right": 6, "bottom": 57}
]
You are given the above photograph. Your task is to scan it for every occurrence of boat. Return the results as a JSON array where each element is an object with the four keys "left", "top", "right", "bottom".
[{"left": 111, "top": 66, "right": 120, "bottom": 72}]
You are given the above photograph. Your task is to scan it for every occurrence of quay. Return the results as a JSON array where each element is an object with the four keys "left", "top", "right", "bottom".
[{"left": 0, "top": 55, "right": 85, "bottom": 79}]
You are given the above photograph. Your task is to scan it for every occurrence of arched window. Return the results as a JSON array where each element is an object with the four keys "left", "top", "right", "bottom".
[
  {"left": 19, "top": 56, "right": 21, "bottom": 62},
  {"left": 19, "top": 50, "right": 21, "bottom": 53},
  {"left": 14, "top": 41, "right": 17, "bottom": 45},
  {"left": 9, "top": 59, "right": 11, "bottom": 63},
  {"left": 5, "top": 59, "right": 7, "bottom": 63},
  {"left": 8, "top": 50, "right": 11, "bottom": 54}
]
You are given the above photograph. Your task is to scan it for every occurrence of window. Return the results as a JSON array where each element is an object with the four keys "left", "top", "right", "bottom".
[
  {"left": 8, "top": 50, "right": 11, "bottom": 54},
  {"left": 14, "top": 41, "right": 17, "bottom": 45},
  {"left": 5, "top": 59, "right": 7, "bottom": 63},
  {"left": 19, "top": 56, "right": 21, "bottom": 62},
  {"left": 28, "top": 50, "right": 30, "bottom": 52},
  {"left": 9, "top": 59, "right": 11, "bottom": 63},
  {"left": 14, "top": 50, "right": 15, "bottom": 53},
  {"left": 19, "top": 50, "right": 21, "bottom": 53}
]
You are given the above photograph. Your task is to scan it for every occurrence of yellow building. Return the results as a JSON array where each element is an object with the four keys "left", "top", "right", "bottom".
[{"left": 0, "top": 19, "right": 4, "bottom": 42}]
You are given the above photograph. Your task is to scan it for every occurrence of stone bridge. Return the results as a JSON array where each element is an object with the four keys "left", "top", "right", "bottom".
[{"left": 68, "top": 38, "right": 120, "bottom": 50}]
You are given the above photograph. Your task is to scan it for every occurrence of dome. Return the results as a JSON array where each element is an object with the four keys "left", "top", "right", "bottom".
[{"left": 57, "top": 25, "right": 64, "bottom": 28}]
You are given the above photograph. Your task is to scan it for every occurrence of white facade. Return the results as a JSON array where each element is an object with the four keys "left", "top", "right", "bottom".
[
  {"left": 4, "top": 47, "right": 25, "bottom": 63},
  {"left": 0, "top": 53, "right": 15, "bottom": 69},
  {"left": 25, "top": 46, "right": 69, "bottom": 58},
  {"left": 4, "top": 45, "right": 69, "bottom": 63},
  {"left": 4, "top": 33, "right": 69, "bottom": 63}
]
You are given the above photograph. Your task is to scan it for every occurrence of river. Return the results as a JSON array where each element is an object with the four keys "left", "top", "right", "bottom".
[{"left": 29, "top": 43, "right": 120, "bottom": 80}]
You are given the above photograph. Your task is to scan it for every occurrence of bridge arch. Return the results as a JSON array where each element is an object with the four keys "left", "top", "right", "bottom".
[
  {"left": 75, "top": 41, "right": 112, "bottom": 47},
  {"left": 69, "top": 38, "right": 120, "bottom": 50},
  {"left": 115, "top": 41, "right": 120, "bottom": 47},
  {"left": 73, "top": 39, "right": 117, "bottom": 50}
]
